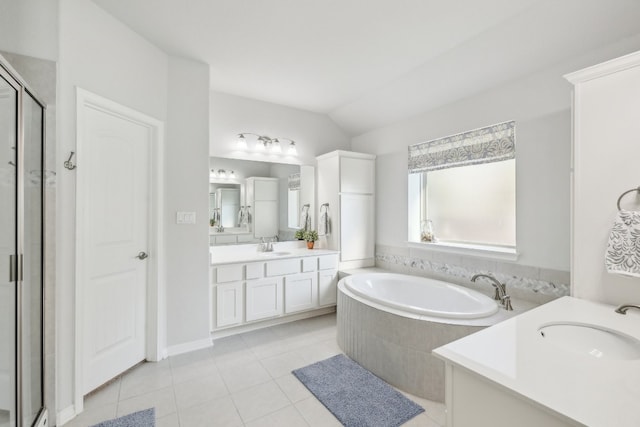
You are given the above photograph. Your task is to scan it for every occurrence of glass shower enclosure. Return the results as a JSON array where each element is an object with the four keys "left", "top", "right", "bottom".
[{"left": 0, "top": 56, "right": 47, "bottom": 427}]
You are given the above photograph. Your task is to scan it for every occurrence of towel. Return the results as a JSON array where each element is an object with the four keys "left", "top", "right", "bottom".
[
  {"left": 237, "top": 207, "right": 244, "bottom": 227},
  {"left": 241, "top": 206, "right": 251, "bottom": 226},
  {"left": 319, "top": 207, "right": 330, "bottom": 236},
  {"left": 300, "top": 205, "right": 310, "bottom": 231},
  {"left": 605, "top": 209, "right": 640, "bottom": 277}
]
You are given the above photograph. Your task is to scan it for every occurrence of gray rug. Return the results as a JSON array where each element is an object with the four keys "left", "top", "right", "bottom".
[
  {"left": 292, "top": 354, "right": 424, "bottom": 427},
  {"left": 91, "top": 408, "right": 155, "bottom": 427}
]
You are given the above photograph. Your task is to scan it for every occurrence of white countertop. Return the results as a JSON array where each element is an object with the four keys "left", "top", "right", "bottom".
[
  {"left": 433, "top": 296, "right": 640, "bottom": 427},
  {"left": 210, "top": 242, "right": 339, "bottom": 265}
]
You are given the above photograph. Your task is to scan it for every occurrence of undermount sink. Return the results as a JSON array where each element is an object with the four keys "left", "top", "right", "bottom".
[
  {"left": 538, "top": 322, "right": 640, "bottom": 360},
  {"left": 259, "top": 251, "right": 291, "bottom": 257}
]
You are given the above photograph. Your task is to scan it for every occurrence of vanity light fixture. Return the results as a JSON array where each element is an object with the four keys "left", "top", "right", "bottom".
[
  {"left": 236, "top": 133, "right": 298, "bottom": 156},
  {"left": 210, "top": 168, "right": 236, "bottom": 180}
]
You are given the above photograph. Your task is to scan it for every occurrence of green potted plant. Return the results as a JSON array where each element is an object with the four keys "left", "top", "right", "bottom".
[
  {"left": 294, "top": 229, "right": 305, "bottom": 240},
  {"left": 303, "top": 230, "right": 318, "bottom": 249}
]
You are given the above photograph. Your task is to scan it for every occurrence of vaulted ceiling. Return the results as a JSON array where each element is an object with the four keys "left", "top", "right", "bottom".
[{"left": 94, "top": 0, "right": 640, "bottom": 136}]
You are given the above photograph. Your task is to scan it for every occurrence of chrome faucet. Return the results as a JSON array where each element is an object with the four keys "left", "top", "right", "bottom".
[
  {"left": 471, "top": 273, "right": 513, "bottom": 311},
  {"left": 257, "top": 237, "right": 277, "bottom": 252},
  {"left": 615, "top": 304, "right": 640, "bottom": 315}
]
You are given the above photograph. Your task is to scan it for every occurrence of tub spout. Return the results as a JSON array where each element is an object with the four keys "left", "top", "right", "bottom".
[{"left": 615, "top": 304, "right": 640, "bottom": 315}]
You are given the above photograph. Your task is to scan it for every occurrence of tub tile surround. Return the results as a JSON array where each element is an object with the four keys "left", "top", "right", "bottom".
[
  {"left": 376, "top": 244, "right": 569, "bottom": 305},
  {"left": 337, "top": 290, "right": 484, "bottom": 402}
]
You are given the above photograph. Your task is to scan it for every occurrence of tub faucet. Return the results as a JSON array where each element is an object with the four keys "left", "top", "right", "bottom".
[
  {"left": 615, "top": 304, "right": 640, "bottom": 315},
  {"left": 471, "top": 273, "right": 513, "bottom": 311}
]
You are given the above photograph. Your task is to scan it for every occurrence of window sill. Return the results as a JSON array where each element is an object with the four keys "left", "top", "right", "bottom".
[{"left": 407, "top": 241, "right": 518, "bottom": 261}]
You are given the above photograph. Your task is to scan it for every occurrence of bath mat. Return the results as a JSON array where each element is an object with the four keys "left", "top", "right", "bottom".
[
  {"left": 292, "top": 354, "right": 424, "bottom": 427},
  {"left": 91, "top": 408, "right": 155, "bottom": 427}
]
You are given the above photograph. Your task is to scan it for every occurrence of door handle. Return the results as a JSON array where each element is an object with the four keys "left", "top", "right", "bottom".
[{"left": 136, "top": 251, "right": 148, "bottom": 260}]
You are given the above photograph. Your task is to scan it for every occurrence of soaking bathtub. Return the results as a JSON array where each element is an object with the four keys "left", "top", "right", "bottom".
[{"left": 337, "top": 272, "right": 508, "bottom": 402}]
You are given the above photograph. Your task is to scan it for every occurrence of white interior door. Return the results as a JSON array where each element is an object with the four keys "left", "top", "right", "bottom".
[{"left": 78, "top": 101, "right": 151, "bottom": 394}]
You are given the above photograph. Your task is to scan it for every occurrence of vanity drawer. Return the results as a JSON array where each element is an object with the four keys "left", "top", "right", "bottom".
[
  {"left": 302, "top": 257, "right": 317, "bottom": 273},
  {"left": 318, "top": 255, "right": 338, "bottom": 271},
  {"left": 237, "top": 234, "right": 254, "bottom": 243},
  {"left": 246, "top": 262, "right": 264, "bottom": 280},
  {"left": 216, "top": 264, "right": 243, "bottom": 283},
  {"left": 266, "top": 258, "right": 300, "bottom": 277},
  {"left": 215, "top": 234, "right": 237, "bottom": 245}
]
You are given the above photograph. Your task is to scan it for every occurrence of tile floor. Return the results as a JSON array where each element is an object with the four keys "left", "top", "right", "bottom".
[{"left": 64, "top": 313, "right": 445, "bottom": 427}]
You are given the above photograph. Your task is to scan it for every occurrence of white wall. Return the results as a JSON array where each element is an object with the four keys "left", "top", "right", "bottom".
[
  {"left": 209, "top": 91, "right": 350, "bottom": 165},
  {"left": 164, "top": 57, "right": 211, "bottom": 350},
  {"left": 568, "top": 51, "right": 640, "bottom": 305},
  {"left": 58, "top": 0, "right": 169, "bottom": 414},
  {"left": 352, "top": 37, "right": 640, "bottom": 272},
  {"left": 0, "top": 0, "right": 59, "bottom": 61}
]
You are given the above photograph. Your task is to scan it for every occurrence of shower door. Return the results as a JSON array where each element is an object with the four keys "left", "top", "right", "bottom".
[
  {"left": 0, "top": 58, "right": 46, "bottom": 427},
  {"left": 0, "top": 59, "right": 19, "bottom": 427}
]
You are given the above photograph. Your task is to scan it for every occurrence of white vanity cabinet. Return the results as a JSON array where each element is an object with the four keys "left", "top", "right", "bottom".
[
  {"left": 215, "top": 282, "right": 243, "bottom": 328},
  {"left": 246, "top": 277, "right": 283, "bottom": 321},
  {"left": 284, "top": 272, "right": 317, "bottom": 314},
  {"left": 316, "top": 150, "right": 376, "bottom": 269},
  {"left": 211, "top": 252, "right": 339, "bottom": 333}
]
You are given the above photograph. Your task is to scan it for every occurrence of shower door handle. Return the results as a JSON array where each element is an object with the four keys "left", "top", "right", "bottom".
[
  {"left": 9, "top": 254, "right": 22, "bottom": 281},
  {"left": 136, "top": 251, "right": 148, "bottom": 260}
]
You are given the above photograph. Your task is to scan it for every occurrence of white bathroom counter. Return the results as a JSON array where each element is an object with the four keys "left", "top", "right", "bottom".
[
  {"left": 434, "top": 296, "right": 640, "bottom": 427},
  {"left": 210, "top": 242, "right": 339, "bottom": 265}
]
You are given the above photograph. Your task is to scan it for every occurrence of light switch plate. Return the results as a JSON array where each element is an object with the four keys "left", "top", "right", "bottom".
[{"left": 176, "top": 211, "right": 196, "bottom": 224}]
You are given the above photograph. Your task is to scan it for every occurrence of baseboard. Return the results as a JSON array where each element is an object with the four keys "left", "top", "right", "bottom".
[
  {"left": 166, "top": 337, "right": 213, "bottom": 357},
  {"left": 211, "top": 306, "right": 336, "bottom": 340},
  {"left": 57, "top": 404, "right": 76, "bottom": 426}
]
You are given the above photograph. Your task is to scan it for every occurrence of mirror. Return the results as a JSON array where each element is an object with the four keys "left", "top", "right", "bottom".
[
  {"left": 209, "top": 157, "right": 314, "bottom": 245},
  {"left": 210, "top": 185, "right": 240, "bottom": 228}
]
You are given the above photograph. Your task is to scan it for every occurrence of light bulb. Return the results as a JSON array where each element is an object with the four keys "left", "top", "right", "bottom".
[
  {"left": 229, "top": 170, "right": 235, "bottom": 179},
  {"left": 288, "top": 141, "right": 297, "bottom": 155},
  {"left": 236, "top": 134, "right": 247, "bottom": 149},
  {"left": 218, "top": 169, "right": 226, "bottom": 178},
  {"left": 272, "top": 138, "right": 282, "bottom": 153}
]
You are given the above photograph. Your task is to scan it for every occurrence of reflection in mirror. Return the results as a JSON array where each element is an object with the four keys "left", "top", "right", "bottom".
[
  {"left": 287, "top": 173, "right": 300, "bottom": 228},
  {"left": 209, "top": 157, "right": 312, "bottom": 246},
  {"left": 213, "top": 186, "right": 240, "bottom": 228}
]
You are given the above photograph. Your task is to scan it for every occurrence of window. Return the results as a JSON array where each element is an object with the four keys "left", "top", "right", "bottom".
[{"left": 408, "top": 121, "right": 516, "bottom": 254}]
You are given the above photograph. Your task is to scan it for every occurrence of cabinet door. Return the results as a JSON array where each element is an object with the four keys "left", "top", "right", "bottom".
[
  {"left": 340, "top": 157, "right": 374, "bottom": 194},
  {"left": 340, "top": 194, "right": 375, "bottom": 262},
  {"left": 284, "top": 272, "right": 318, "bottom": 314},
  {"left": 216, "top": 282, "right": 244, "bottom": 328},
  {"left": 253, "top": 200, "right": 278, "bottom": 238},
  {"left": 254, "top": 179, "right": 279, "bottom": 200},
  {"left": 246, "top": 277, "right": 283, "bottom": 321},
  {"left": 318, "top": 269, "right": 338, "bottom": 306}
]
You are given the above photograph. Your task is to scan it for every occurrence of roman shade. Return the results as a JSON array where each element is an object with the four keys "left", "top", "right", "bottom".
[
  {"left": 288, "top": 173, "right": 300, "bottom": 190},
  {"left": 408, "top": 120, "right": 515, "bottom": 174}
]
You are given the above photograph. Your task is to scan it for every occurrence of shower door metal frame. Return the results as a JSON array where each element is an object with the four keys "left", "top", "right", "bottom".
[{"left": 0, "top": 55, "right": 47, "bottom": 427}]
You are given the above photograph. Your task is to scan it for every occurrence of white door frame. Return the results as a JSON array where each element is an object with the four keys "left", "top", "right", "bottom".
[{"left": 73, "top": 88, "right": 165, "bottom": 414}]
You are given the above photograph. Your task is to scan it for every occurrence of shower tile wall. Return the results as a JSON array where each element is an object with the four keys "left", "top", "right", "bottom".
[{"left": 375, "top": 244, "right": 569, "bottom": 305}]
